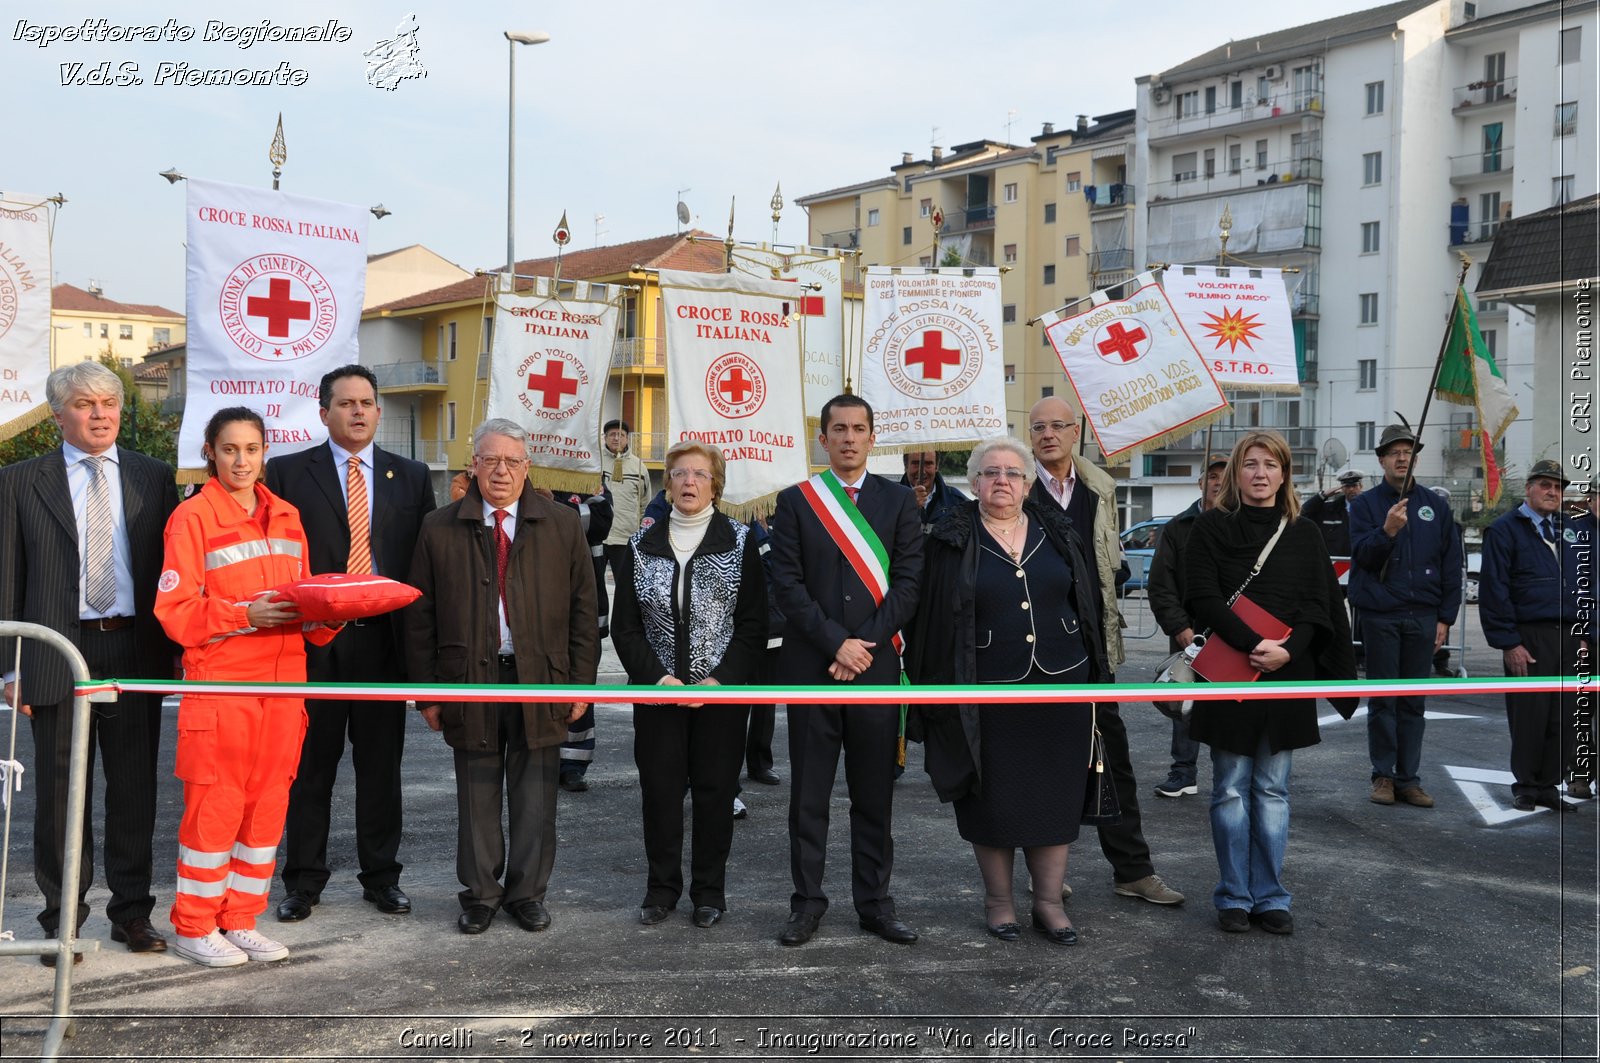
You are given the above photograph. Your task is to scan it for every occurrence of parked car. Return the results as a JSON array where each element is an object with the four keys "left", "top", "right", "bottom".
[
  {"left": 1465, "top": 551, "right": 1482, "bottom": 604},
  {"left": 1120, "top": 517, "right": 1169, "bottom": 591}
]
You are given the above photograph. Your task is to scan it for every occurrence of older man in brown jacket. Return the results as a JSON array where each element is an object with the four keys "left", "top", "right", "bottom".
[{"left": 405, "top": 418, "right": 598, "bottom": 936}]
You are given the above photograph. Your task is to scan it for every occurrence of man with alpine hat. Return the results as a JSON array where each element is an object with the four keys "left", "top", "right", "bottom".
[
  {"left": 1348, "top": 422, "right": 1462, "bottom": 808},
  {"left": 1478, "top": 460, "right": 1592, "bottom": 809}
]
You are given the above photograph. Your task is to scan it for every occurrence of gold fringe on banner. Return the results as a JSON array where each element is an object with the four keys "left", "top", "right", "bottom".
[
  {"left": 0, "top": 403, "right": 52, "bottom": 443},
  {"left": 525, "top": 466, "right": 602, "bottom": 496},
  {"left": 176, "top": 467, "right": 210, "bottom": 485},
  {"left": 1098, "top": 404, "right": 1231, "bottom": 467},
  {"left": 717, "top": 494, "right": 778, "bottom": 525}
]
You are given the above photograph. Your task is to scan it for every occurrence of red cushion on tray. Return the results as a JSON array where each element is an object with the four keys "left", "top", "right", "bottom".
[{"left": 267, "top": 573, "right": 421, "bottom": 623}]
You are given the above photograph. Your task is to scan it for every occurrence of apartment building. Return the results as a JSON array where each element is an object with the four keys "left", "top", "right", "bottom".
[{"left": 51, "top": 282, "right": 184, "bottom": 369}]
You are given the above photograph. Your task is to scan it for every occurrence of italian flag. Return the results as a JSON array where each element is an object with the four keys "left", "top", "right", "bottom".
[{"left": 1434, "top": 286, "right": 1519, "bottom": 505}]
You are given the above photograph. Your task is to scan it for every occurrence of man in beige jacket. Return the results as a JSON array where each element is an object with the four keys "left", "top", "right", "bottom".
[{"left": 1027, "top": 396, "right": 1183, "bottom": 907}]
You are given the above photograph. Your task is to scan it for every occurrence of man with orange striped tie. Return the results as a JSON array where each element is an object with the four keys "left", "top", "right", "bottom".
[{"left": 266, "top": 365, "right": 436, "bottom": 923}]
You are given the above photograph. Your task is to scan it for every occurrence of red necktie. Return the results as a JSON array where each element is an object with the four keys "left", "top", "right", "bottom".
[
  {"left": 493, "top": 509, "right": 510, "bottom": 608},
  {"left": 844, "top": 486, "right": 859, "bottom": 504}
]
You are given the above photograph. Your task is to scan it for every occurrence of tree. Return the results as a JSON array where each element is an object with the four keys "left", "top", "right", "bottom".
[{"left": 0, "top": 350, "right": 180, "bottom": 467}]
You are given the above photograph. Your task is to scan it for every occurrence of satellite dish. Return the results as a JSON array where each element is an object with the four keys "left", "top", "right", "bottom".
[
  {"left": 1320, "top": 437, "right": 1348, "bottom": 470},
  {"left": 676, "top": 201, "right": 691, "bottom": 226}
]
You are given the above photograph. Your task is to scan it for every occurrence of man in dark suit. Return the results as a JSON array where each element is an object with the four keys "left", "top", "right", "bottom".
[
  {"left": 266, "top": 364, "right": 436, "bottom": 922},
  {"left": 769, "top": 394, "right": 923, "bottom": 946},
  {"left": 0, "top": 361, "right": 178, "bottom": 963}
]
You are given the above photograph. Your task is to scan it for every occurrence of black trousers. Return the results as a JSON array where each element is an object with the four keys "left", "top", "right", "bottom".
[
  {"left": 633, "top": 703, "right": 749, "bottom": 910},
  {"left": 28, "top": 624, "right": 160, "bottom": 932},
  {"left": 1091, "top": 699, "right": 1156, "bottom": 883},
  {"left": 1505, "top": 621, "right": 1586, "bottom": 798},
  {"left": 744, "top": 647, "right": 779, "bottom": 776},
  {"left": 282, "top": 622, "right": 407, "bottom": 896},
  {"left": 786, "top": 702, "right": 899, "bottom": 919}
]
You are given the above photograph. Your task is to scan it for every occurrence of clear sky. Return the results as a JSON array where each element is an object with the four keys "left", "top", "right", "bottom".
[{"left": 4, "top": 0, "right": 1385, "bottom": 311}]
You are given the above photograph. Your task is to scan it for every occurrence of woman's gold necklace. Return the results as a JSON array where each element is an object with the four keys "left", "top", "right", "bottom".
[{"left": 981, "top": 512, "right": 1025, "bottom": 561}]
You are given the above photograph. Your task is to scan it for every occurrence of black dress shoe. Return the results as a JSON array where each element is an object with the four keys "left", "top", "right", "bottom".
[
  {"left": 1536, "top": 792, "right": 1575, "bottom": 812},
  {"left": 559, "top": 773, "right": 589, "bottom": 793},
  {"left": 692, "top": 906, "right": 722, "bottom": 928},
  {"left": 986, "top": 921, "right": 1022, "bottom": 941},
  {"left": 276, "top": 891, "right": 318, "bottom": 922},
  {"left": 507, "top": 900, "right": 551, "bottom": 932},
  {"left": 458, "top": 905, "right": 495, "bottom": 934},
  {"left": 747, "top": 768, "right": 781, "bottom": 785},
  {"left": 39, "top": 933, "right": 84, "bottom": 967},
  {"left": 1252, "top": 909, "right": 1294, "bottom": 935},
  {"left": 639, "top": 904, "right": 673, "bottom": 925},
  {"left": 363, "top": 885, "right": 412, "bottom": 914},
  {"left": 1030, "top": 912, "right": 1078, "bottom": 946},
  {"left": 110, "top": 917, "right": 168, "bottom": 952},
  {"left": 1512, "top": 793, "right": 1537, "bottom": 811},
  {"left": 858, "top": 914, "right": 918, "bottom": 944},
  {"left": 778, "top": 912, "right": 820, "bottom": 946}
]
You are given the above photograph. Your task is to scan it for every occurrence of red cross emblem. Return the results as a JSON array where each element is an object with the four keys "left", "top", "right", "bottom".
[
  {"left": 717, "top": 366, "right": 755, "bottom": 404},
  {"left": 904, "top": 329, "right": 962, "bottom": 381},
  {"left": 1096, "top": 321, "right": 1149, "bottom": 363},
  {"left": 246, "top": 277, "right": 312, "bottom": 339},
  {"left": 526, "top": 360, "right": 579, "bottom": 409}
]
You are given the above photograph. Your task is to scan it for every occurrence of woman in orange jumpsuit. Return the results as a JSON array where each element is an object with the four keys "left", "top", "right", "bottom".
[{"left": 154, "top": 406, "right": 339, "bottom": 968}]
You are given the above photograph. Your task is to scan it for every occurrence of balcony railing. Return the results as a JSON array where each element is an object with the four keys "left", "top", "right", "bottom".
[
  {"left": 1089, "top": 248, "right": 1134, "bottom": 273},
  {"left": 820, "top": 228, "right": 860, "bottom": 250},
  {"left": 943, "top": 204, "right": 996, "bottom": 233},
  {"left": 1148, "top": 87, "right": 1324, "bottom": 141},
  {"left": 1452, "top": 76, "right": 1517, "bottom": 111},
  {"left": 1147, "top": 155, "right": 1321, "bottom": 201},
  {"left": 376, "top": 435, "right": 449, "bottom": 467},
  {"left": 159, "top": 393, "right": 186, "bottom": 415},
  {"left": 1449, "top": 146, "right": 1514, "bottom": 180},
  {"left": 1086, "top": 183, "right": 1132, "bottom": 210},
  {"left": 612, "top": 337, "right": 665, "bottom": 369},
  {"left": 636, "top": 431, "right": 668, "bottom": 463},
  {"left": 1449, "top": 218, "right": 1501, "bottom": 245},
  {"left": 372, "top": 361, "right": 442, "bottom": 388}
]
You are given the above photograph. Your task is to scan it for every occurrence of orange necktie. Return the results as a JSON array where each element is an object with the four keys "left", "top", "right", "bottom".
[{"left": 346, "top": 456, "right": 372, "bottom": 574}]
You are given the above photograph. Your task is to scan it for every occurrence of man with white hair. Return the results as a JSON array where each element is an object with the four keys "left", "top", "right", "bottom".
[
  {"left": 0, "top": 361, "right": 178, "bottom": 963},
  {"left": 404, "top": 419, "right": 598, "bottom": 935}
]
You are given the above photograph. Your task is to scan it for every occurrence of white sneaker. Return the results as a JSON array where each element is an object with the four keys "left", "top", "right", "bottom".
[
  {"left": 732, "top": 796, "right": 748, "bottom": 820},
  {"left": 221, "top": 927, "right": 290, "bottom": 962},
  {"left": 173, "top": 929, "right": 248, "bottom": 968}
]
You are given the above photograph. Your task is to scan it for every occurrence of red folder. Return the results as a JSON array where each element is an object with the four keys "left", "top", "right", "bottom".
[{"left": 1191, "top": 594, "right": 1293, "bottom": 683}]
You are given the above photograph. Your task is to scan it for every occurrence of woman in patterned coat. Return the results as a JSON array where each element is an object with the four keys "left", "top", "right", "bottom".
[{"left": 611, "top": 441, "right": 767, "bottom": 929}]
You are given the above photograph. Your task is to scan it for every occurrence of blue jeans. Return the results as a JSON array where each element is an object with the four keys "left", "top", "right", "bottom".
[
  {"left": 1169, "top": 716, "right": 1199, "bottom": 786},
  {"left": 1362, "top": 611, "right": 1434, "bottom": 787},
  {"left": 1209, "top": 737, "right": 1292, "bottom": 913}
]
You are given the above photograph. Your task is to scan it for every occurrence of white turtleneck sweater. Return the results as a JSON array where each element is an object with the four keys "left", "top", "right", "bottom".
[{"left": 667, "top": 503, "right": 715, "bottom": 610}]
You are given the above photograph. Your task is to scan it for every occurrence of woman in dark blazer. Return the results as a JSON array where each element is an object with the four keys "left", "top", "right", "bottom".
[
  {"left": 907, "top": 437, "right": 1108, "bottom": 946},
  {"left": 1183, "top": 430, "right": 1355, "bottom": 936},
  {"left": 611, "top": 441, "right": 767, "bottom": 929}
]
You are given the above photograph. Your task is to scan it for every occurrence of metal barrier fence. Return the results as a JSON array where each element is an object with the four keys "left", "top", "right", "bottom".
[{"left": 0, "top": 621, "right": 107, "bottom": 1059}]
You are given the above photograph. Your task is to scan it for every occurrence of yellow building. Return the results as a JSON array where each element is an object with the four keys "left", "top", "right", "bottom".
[
  {"left": 797, "top": 113, "right": 1136, "bottom": 435},
  {"left": 361, "top": 231, "right": 725, "bottom": 474},
  {"left": 51, "top": 282, "right": 185, "bottom": 369}
]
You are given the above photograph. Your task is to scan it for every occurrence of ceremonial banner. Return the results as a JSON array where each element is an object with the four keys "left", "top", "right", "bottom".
[
  {"left": 485, "top": 276, "right": 618, "bottom": 492},
  {"left": 859, "top": 266, "right": 1005, "bottom": 449},
  {"left": 1041, "top": 272, "right": 1228, "bottom": 463},
  {"left": 1161, "top": 265, "right": 1300, "bottom": 391},
  {"left": 180, "top": 177, "right": 368, "bottom": 470},
  {"left": 0, "top": 192, "right": 53, "bottom": 440},
  {"left": 659, "top": 269, "right": 808, "bottom": 510},
  {"left": 731, "top": 244, "right": 845, "bottom": 419}
]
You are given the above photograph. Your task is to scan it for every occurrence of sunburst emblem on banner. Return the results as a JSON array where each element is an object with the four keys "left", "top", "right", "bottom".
[{"left": 1199, "top": 306, "right": 1264, "bottom": 352}]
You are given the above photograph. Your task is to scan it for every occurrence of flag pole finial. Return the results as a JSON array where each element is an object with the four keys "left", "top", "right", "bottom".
[{"left": 269, "top": 113, "right": 287, "bottom": 191}]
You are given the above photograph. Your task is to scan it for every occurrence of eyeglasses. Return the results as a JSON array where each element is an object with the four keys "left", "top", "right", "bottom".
[
  {"left": 1029, "top": 420, "right": 1075, "bottom": 435},
  {"left": 979, "top": 467, "right": 1027, "bottom": 482},
  {"left": 475, "top": 455, "right": 529, "bottom": 472},
  {"left": 668, "top": 467, "right": 714, "bottom": 482}
]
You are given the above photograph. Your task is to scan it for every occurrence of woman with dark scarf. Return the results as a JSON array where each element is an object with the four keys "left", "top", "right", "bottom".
[
  {"left": 1183, "top": 431, "right": 1356, "bottom": 936},
  {"left": 906, "top": 437, "right": 1109, "bottom": 946}
]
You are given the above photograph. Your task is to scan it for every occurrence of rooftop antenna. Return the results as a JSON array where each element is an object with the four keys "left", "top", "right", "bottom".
[
  {"left": 593, "top": 212, "right": 608, "bottom": 247},
  {"left": 1005, "top": 108, "right": 1017, "bottom": 142}
]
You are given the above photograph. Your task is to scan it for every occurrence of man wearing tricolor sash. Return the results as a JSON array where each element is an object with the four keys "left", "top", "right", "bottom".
[{"left": 769, "top": 395, "right": 923, "bottom": 947}]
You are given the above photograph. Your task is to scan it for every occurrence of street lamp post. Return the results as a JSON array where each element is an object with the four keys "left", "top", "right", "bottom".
[{"left": 504, "top": 29, "right": 552, "bottom": 291}]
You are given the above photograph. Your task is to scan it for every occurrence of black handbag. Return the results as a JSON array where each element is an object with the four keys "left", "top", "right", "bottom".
[{"left": 1080, "top": 705, "right": 1121, "bottom": 826}]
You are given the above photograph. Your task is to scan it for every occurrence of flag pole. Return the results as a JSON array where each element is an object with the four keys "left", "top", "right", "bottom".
[
  {"left": 1400, "top": 252, "right": 1473, "bottom": 496},
  {"left": 1203, "top": 205, "right": 1234, "bottom": 466}
]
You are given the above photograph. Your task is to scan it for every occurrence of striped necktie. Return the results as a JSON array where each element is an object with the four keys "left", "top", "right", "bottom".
[
  {"left": 346, "top": 456, "right": 373, "bottom": 574},
  {"left": 82, "top": 456, "right": 116, "bottom": 613}
]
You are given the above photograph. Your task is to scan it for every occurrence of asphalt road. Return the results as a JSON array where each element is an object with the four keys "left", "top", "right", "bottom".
[{"left": 0, "top": 595, "right": 1595, "bottom": 1061}]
